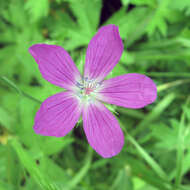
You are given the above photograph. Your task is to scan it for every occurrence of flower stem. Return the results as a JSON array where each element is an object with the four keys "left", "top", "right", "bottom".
[{"left": 0, "top": 76, "right": 42, "bottom": 104}]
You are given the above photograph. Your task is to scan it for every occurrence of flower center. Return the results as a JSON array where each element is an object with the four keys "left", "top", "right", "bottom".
[
  {"left": 76, "top": 77, "right": 102, "bottom": 101},
  {"left": 85, "top": 87, "right": 94, "bottom": 95}
]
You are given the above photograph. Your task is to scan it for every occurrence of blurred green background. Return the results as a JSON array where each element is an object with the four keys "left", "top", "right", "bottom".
[{"left": 1, "top": 0, "right": 190, "bottom": 189}]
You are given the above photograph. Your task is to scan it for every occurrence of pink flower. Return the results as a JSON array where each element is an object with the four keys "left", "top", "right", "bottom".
[{"left": 29, "top": 24, "right": 157, "bottom": 158}]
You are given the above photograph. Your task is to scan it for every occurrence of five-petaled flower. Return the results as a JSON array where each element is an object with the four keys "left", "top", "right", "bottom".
[{"left": 29, "top": 24, "right": 157, "bottom": 158}]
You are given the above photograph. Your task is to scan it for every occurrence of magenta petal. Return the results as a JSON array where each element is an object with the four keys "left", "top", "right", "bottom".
[
  {"left": 34, "top": 91, "right": 81, "bottom": 137},
  {"left": 29, "top": 44, "right": 81, "bottom": 90},
  {"left": 84, "top": 24, "right": 123, "bottom": 81},
  {"left": 82, "top": 100, "right": 124, "bottom": 158},
  {"left": 96, "top": 73, "right": 157, "bottom": 109}
]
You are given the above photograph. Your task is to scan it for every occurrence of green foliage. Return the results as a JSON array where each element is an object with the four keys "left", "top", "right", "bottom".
[
  {"left": 131, "top": 0, "right": 156, "bottom": 7},
  {"left": 146, "top": 0, "right": 171, "bottom": 36},
  {"left": 171, "top": 0, "right": 190, "bottom": 15},
  {"left": 69, "top": 0, "right": 101, "bottom": 34},
  {"left": 1, "top": 0, "right": 190, "bottom": 190},
  {"left": 106, "top": 6, "right": 152, "bottom": 46},
  {"left": 25, "top": 0, "right": 49, "bottom": 22},
  {"left": 111, "top": 168, "right": 133, "bottom": 190}
]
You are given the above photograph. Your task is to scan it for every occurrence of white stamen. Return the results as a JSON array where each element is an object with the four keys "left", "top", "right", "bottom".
[{"left": 75, "top": 77, "right": 102, "bottom": 102}]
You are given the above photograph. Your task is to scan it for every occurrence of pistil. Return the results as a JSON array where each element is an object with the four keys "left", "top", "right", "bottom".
[{"left": 76, "top": 77, "right": 102, "bottom": 101}]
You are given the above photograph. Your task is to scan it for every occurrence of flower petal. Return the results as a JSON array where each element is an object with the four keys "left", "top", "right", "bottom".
[
  {"left": 34, "top": 91, "right": 81, "bottom": 137},
  {"left": 96, "top": 73, "right": 157, "bottom": 109},
  {"left": 84, "top": 24, "right": 123, "bottom": 82},
  {"left": 29, "top": 44, "right": 81, "bottom": 90},
  {"left": 82, "top": 100, "right": 124, "bottom": 158}
]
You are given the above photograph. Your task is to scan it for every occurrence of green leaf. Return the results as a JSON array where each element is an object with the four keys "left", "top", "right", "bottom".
[
  {"left": 106, "top": 7, "right": 152, "bottom": 46},
  {"left": 131, "top": 0, "right": 156, "bottom": 7},
  {"left": 64, "top": 29, "right": 91, "bottom": 50},
  {"left": 55, "top": 0, "right": 102, "bottom": 50},
  {"left": 2, "top": 0, "right": 28, "bottom": 27},
  {"left": 151, "top": 121, "right": 179, "bottom": 150},
  {"left": 126, "top": 133, "right": 168, "bottom": 181},
  {"left": 171, "top": 0, "right": 190, "bottom": 15},
  {"left": 169, "top": 150, "right": 190, "bottom": 181},
  {"left": 106, "top": 63, "right": 127, "bottom": 79},
  {"left": 68, "top": 0, "right": 102, "bottom": 34},
  {"left": 37, "top": 157, "right": 71, "bottom": 187},
  {"left": 175, "top": 99, "right": 190, "bottom": 189},
  {"left": 5, "top": 145, "right": 21, "bottom": 188},
  {"left": 38, "top": 137, "right": 74, "bottom": 156},
  {"left": 121, "top": 0, "right": 130, "bottom": 6},
  {"left": 157, "top": 79, "right": 190, "bottom": 92},
  {"left": 0, "top": 76, "right": 41, "bottom": 104},
  {"left": 11, "top": 139, "right": 60, "bottom": 190},
  {"left": 132, "top": 93, "right": 176, "bottom": 136},
  {"left": 66, "top": 147, "right": 92, "bottom": 189},
  {"left": 0, "top": 181, "right": 14, "bottom": 190},
  {"left": 125, "top": 156, "right": 171, "bottom": 190},
  {"left": 25, "top": 0, "right": 49, "bottom": 22},
  {"left": 0, "top": 107, "right": 13, "bottom": 131},
  {"left": 146, "top": 0, "right": 171, "bottom": 36},
  {"left": 111, "top": 168, "right": 134, "bottom": 190},
  {"left": 130, "top": 49, "right": 190, "bottom": 63}
]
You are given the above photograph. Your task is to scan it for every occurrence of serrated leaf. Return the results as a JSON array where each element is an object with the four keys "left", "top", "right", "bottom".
[
  {"left": 151, "top": 122, "right": 178, "bottom": 150},
  {"left": 69, "top": 0, "right": 102, "bottom": 34},
  {"left": 2, "top": 0, "right": 28, "bottom": 27},
  {"left": 25, "top": 0, "right": 49, "bottom": 22},
  {"left": 146, "top": 0, "right": 171, "bottom": 36}
]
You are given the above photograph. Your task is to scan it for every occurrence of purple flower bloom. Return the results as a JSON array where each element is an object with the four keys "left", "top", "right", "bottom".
[{"left": 29, "top": 24, "right": 157, "bottom": 158}]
